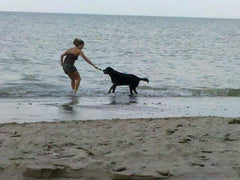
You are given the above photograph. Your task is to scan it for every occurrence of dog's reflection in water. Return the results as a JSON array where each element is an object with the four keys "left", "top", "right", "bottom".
[
  {"left": 109, "top": 95, "right": 138, "bottom": 105},
  {"left": 61, "top": 96, "right": 79, "bottom": 112}
]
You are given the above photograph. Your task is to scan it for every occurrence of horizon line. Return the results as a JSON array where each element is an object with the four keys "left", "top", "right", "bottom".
[{"left": 0, "top": 10, "right": 240, "bottom": 20}]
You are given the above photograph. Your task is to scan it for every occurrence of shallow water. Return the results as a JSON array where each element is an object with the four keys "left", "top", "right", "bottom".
[{"left": 1, "top": 12, "right": 240, "bottom": 99}]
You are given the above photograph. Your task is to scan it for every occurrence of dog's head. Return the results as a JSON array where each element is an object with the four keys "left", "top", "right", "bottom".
[{"left": 103, "top": 67, "right": 114, "bottom": 74}]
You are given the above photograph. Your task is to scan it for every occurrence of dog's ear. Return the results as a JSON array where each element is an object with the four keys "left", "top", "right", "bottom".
[{"left": 104, "top": 67, "right": 114, "bottom": 74}]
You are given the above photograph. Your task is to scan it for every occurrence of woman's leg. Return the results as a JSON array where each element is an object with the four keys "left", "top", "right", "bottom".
[
  {"left": 72, "top": 71, "right": 81, "bottom": 92},
  {"left": 67, "top": 73, "right": 75, "bottom": 90},
  {"left": 71, "top": 78, "right": 75, "bottom": 90}
]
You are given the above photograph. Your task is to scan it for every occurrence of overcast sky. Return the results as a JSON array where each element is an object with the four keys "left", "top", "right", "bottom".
[{"left": 0, "top": 0, "right": 240, "bottom": 19}]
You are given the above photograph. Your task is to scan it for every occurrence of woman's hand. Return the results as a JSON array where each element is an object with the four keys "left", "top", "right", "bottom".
[
  {"left": 95, "top": 66, "right": 103, "bottom": 71},
  {"left": 93, "top": 65, "right": 99, "bottom": 70}
]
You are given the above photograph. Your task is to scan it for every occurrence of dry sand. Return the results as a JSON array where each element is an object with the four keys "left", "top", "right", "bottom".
[{"left": 0, "top": 117, "right": 240, "bottom": 180}]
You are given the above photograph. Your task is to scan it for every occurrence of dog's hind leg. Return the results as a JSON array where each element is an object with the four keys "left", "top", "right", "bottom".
[
  {"left": 132, "top": 83, "right": 138, "bottom": 94},
  {"left": 129, "top": 86, "right": 134, "bottom": 96},
  {"left": 134, "top": 88, "right": 138, "bottom": 94}
]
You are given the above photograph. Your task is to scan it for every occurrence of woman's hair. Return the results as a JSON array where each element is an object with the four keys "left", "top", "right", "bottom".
[{"left": 73, "top": 38, "right": 84, "bottom": 47}]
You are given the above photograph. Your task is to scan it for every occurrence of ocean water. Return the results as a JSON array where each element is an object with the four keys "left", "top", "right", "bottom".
[{"left": 1, "top": 12, "right": 240, "bottom": 99}]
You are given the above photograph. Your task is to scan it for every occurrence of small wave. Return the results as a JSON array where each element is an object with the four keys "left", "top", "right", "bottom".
[
  {"left": 1, "top": 83, "right": 240, "bottom": 98},
  {"left": 186, "top": 88, "right": 240, "bottom": 97},
  {"left": 21, "top": 74, "right": 41, "bottom": 82},
  {"left": 139, "top": 86, "right": 240, "bottom": 97},
  {"left": 0, "top": 83, "right": 62, "bottom": 98}
]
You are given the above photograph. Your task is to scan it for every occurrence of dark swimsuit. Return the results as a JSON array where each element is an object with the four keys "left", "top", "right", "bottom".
[{"left": 62, "top": 53, "right": 79, "bottom": 76}]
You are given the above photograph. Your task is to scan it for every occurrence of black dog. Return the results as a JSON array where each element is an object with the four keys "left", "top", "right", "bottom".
[{"left": 103, "top": 67, "right": 149, "bottom": 95}]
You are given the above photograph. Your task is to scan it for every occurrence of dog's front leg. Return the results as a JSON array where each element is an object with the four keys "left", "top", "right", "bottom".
[
  {"left": 112, "top": 85, "right": 117, "bottom": 93},
  {"left": 108, "top": 85, "right": 114, "bottom": 93}
]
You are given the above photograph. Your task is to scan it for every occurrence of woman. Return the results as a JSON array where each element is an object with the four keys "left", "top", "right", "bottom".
[{"left": 61, "top": 38, "right": 98, "bottom": 92}]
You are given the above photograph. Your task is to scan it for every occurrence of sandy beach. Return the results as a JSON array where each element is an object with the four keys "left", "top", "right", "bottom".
[{"left": 0, "top": 117, "right": 240, "bottom": 180}]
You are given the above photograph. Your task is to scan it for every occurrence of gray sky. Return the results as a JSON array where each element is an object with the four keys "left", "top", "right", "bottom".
[{"left": 0, "top": 0, "right": 240, "bottom": 19}]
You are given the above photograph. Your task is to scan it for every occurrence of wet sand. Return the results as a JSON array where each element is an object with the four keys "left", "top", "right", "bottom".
[
  {"left": 0, "top": 96, "right": 240, "bottom": 123},
  {"left": 0, "top": 117, "right": 240, "bottom": 179}
]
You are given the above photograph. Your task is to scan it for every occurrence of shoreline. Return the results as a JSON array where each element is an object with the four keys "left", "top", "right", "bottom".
[{"left": 0, "top": 117, "right": 240, "bottom": 179}]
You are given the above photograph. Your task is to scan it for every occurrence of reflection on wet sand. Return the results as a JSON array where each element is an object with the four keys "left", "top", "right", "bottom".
[
  {"left": 109, "top": 95, "right": 138, "bottom": 105},
  {"left": 61, "top": 96, "right": 79, "bottom": 112}
]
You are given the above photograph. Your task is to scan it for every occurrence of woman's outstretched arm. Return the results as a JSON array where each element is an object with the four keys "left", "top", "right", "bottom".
[{"left": 79, "top": 51, "right": 98, "bottom": 69}]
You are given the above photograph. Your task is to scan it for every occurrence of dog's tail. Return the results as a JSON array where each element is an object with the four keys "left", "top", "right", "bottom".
[{"left": 139, "top": 78, "right": 149, "bottom": 83}]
